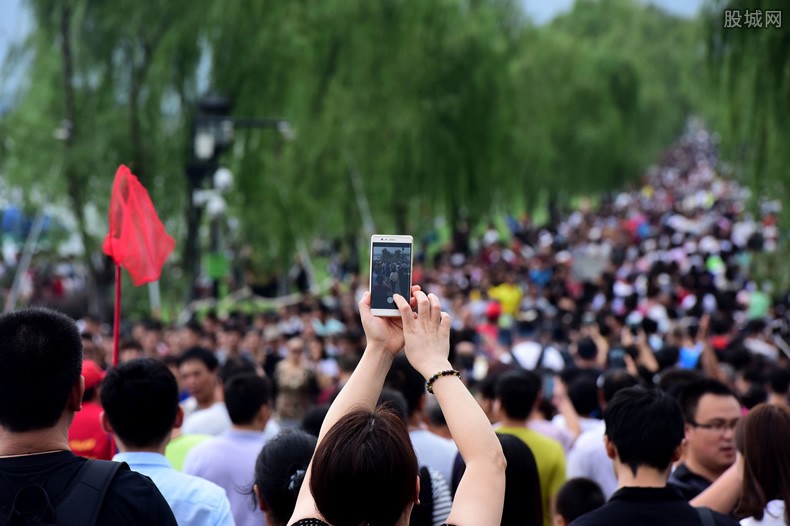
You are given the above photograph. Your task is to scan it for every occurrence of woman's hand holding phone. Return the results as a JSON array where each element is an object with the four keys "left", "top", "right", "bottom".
[
  {"left": 359, "top": 285, "right": 421, "bottom": 358},
  {"left": 393, "top": 291, "right": 452, "bottom": 379}
]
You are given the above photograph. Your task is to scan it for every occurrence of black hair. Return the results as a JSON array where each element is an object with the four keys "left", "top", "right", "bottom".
[
  {"left": 604, "top": 386, "right": 685, "bottom": 476},
  {"left": 219, "top": 357, "right": 257, "bottom": 385},
  {"left": 678, "top": 378, "right": 738, "bottom": 423},
  {"left": 577, "top": 337, "right": 598, "bottom": 360},
  {"left": 253, "top": 429, "right": 317, "bottom": 526},
  {"left": 179, "top": 346, "right": 219, "bottom": 371},
  {"left": 301, "top": 405, "right": 330, "bottom": 437},
  {"left": 496, "top": 369, "right": 541, "bottom": 420},
  {"left": 224, "top": 373, "right": 271, "bottom": 425},
  {"left": 741, "top": 384, "right": 768, "bottom": 409},
  {"left": 770, "top": 368, "right": 790, "bottom": 395},
  {"left": 656, "top": 368, "right": 704, "bottom": 401},
  {"left": 556, "top": 478, "right": 606, "bottom": 522},
  {"left": 567, "top": 376, "right": 600, "bottom": 417},
  {"left": 498, "top": 434, "right": 543, "bottom": 526},
  {"left": 477, "top": 371, "right": 502, "bottom": 401},
  {"left": 601, "top": 370, "right": 640, "bottom": 404},
  {"left": 378, "top": 388, "right": 409, "bottom": 424},
  {"left": 0, "top": 308, "right": 82, "bottom": 432},
  {"left": 101, "top": 358, "right": 179, "bottom": 448},
  {"left": 385, "top": 355, "right": 426, "bottom": 416}
]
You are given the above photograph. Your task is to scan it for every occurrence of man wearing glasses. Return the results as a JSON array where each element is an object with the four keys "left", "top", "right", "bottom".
[{"left": 669, "top": 379, "right": 742, "bottom": 500}]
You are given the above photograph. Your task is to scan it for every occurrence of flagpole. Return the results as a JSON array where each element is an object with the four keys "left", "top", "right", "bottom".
[{"left": 112, "top": 265, "right": 121, "bottom": 366}]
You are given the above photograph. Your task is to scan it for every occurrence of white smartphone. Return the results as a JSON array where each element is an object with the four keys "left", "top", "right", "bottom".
[{"left": 369, "top": 234, "right": 414, "bottom": 317}]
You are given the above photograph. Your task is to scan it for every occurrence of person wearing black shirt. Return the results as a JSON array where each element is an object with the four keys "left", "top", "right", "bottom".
[
  {"left": 0, "top": 308, "right": 176, "bottom": 525},
  {"left": 569, "top": 387, "right": 737, "bottom": 526}
]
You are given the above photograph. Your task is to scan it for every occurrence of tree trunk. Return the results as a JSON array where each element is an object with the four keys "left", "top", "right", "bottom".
[{"left": 59, "top": 0, "right": 109, "bottom": 319}]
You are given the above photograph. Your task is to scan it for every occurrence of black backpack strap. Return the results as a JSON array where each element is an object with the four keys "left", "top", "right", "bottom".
[
  {"left": 56, "top": 460, "right": 126, "bottom": 526},
  {"left": 696, "top": 506, "right": 715, "bottom": 526},
  {"left": 535, "top": 345, "right": 547, "bottom": 369}
]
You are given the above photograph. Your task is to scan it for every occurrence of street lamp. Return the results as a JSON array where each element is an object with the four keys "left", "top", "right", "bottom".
[{"left": 184, "top": 93, "right": 293, "bottom": 301}]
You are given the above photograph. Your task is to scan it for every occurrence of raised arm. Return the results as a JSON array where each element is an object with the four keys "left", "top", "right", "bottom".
[
  {"left": 395, "top": 291, "right": 506, "bottom": 526},
  {"left": 288, "top": 287, "right": 419, "bottom": 525}
]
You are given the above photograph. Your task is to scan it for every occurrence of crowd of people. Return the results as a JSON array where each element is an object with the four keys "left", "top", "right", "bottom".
[{"left": 2, "top": 123, "right": 790, "bottom": 525}]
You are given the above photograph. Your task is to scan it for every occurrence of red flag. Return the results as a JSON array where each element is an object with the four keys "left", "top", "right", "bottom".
[{"left": 102, "top": 165, "right": 176, "bottom": 286}]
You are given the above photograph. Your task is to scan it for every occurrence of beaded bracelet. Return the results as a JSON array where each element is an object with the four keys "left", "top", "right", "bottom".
[{"left": 426, "top": 369, "right": 461, "bottom": 394}]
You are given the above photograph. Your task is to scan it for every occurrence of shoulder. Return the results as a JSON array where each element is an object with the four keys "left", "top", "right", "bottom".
[{"left": 100, "top": 465, "right": 177, "bottom": 525}]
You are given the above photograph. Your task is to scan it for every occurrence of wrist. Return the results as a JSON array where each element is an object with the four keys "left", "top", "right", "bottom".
[
  {"left": 415, "top": 360, "right": 453, "bottom": 381},
  {"left": 364, "top": 344, "right": 396, "bottom": 363}
]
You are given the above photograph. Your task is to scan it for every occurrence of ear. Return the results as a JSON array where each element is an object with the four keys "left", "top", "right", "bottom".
[
  {"left": 415, "top": 474, "right": 421, "bottom": 506},
  {"left": 492, "top": 399, "right": 503, "bottom": 420},
  {"left": 100, "top": 411, "right": 113, "bottom": 434},
  {"left": 259, "top": 404, "right": 272, "bottom": 426},
  {"left": 604, "top": 435, "right": 617, "bottom": 460},
  {"left": 672, "top": 443, "right": 683, "bottom": 463},
  {"left": 253, "top": 484, "right": 268, "bottom": 512},
  {"left": 68, "top": 376, "right": 85, "bottom": 413},
  {"left": 173, "top": 406, "right": 184, "bottom": 430},
  {"left": 684, "top": 422, "right": 693, "bottom": 440}
]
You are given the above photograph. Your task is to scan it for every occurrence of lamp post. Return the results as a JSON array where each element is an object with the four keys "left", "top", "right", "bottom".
[{"left": 184, "top": 94, "right": 292, "bottom": 301}]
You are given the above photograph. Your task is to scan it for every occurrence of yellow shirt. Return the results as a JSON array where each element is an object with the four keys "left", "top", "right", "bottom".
[
  {"left": 497, "top": 426, "right": 567, "bottom": 526},
  {"left": 488, "top": 283, "right": 523, "bottom": 316}
]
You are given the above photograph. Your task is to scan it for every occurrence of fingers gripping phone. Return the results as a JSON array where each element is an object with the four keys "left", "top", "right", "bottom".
[{"left": 369, "top": 234, "right": 413, "bottom": 317}]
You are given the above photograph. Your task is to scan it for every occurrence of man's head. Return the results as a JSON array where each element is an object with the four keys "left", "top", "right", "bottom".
[
  {"left": 495, "top": 369, "right": 541, "bottom": 421},
  {"left": 178, "top": 346, "right": 219, "bottom": 406},
  {"left": 604, "top": 387, "right": 685, "bottom": 477},
  {"left": 224, "top": 373, "right": 271, "bottom": 429},
  {"left": 0, "top": 308, "right": 83, "bottom": 432},
  {"left": 599, "top": 369, "right": 639, "bottom": 408},
  {"left": 555, "top": 478, "right": 606, "bottom": 526},
  {"left": 118, "top": 338, "right": 145, "bottom": 364},
  {"left": 101, "top": 358, "right": 180, "bottom": 450},
  {"left": 679, "top": 379, "right": 741, "bottom": 478}
]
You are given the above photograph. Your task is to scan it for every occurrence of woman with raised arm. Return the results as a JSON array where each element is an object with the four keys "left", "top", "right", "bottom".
[{"left": 287, "top": 289, "right": 506, "bottom": 526}]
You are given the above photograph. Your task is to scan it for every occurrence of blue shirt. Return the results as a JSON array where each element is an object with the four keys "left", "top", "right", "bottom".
[
  {"left": 113, "top": 451, "right": 235, "bottom": 526},
  {"left": 183, "top": 429, "right": 267, "bottom": 526}
]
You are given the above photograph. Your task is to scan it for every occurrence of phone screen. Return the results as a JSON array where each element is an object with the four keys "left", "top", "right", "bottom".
[{"left": 370, "top": 241, "right": 412, "bottom": 311}]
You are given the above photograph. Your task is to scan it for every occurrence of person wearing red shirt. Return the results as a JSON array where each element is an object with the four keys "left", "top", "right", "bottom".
[{"left": 68, "top": 359, "right": 114, "bottom": 459}]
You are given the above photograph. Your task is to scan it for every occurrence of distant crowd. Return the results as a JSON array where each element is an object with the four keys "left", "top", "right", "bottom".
[{"left": 18, "top": 122, "right": 790, "bottom": 526}]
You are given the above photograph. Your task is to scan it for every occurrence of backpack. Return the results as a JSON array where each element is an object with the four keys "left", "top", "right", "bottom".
[{"left": 5, "top": 460, "right": 126, "bottom": 525}]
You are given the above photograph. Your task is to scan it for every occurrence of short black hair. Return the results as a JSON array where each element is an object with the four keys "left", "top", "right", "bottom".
[
  {"left": 496, "top": 370, "right": 541, "bottom": 420},
  {"left": 101, "top": 358, "right": 179, "bottom": 448},
  {"left": 179, "top": 346, "right": 219, "bottom": 371},
  {"left": 219, "top": 357, "right": 257, "bottom": 385},
  {"left": 556, "top": 478, "right": 606, "bottom": 522},
  {"left": 301, "top": 405, "right": 330, "bottom": 437},
  {"left": 567, "top": 376, "right": 600, "bottom": 417},
  {"left": 600, "top": 370, "right": 640, "bottom": 404},
  {"left": 678, "top": 378, "right": 738, "bottom": 423},
  {"left": 224, "top": 373, "right": 271, "bottom": 425},
  {"left": 253, "top": 429, "right": 317, "bottom": 525},
  {"left": 385, "top": 356, "right": 425, "bottom": 416},
  {"left": 0, "top": 308, "right": 82, "bottom": 432},
  {"left": 769, "top": 368, "right": 790, "bottom": 395},
  {"left": 604, "top": 386, "right": 684, "bottom": 476},
  {"left": 378, "top": 388, "right": 409, "bottom": 424}
]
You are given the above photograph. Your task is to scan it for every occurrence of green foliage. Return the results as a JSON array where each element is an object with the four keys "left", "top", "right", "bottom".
[
  {"left": 0, "top": 0, "right": 712, "bottom": 313},
  {"left": 701, "top": 0, "right": 789, "bottom": 211}
]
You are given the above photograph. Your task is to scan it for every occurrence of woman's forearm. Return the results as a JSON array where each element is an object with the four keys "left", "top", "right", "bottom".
[{"left": 316, "top": 345, "right": 393, "bottom": 443}]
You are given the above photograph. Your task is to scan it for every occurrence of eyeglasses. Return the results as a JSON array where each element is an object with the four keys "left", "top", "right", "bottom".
[{"left": 688, "top": 419, "right": 740, "bottom": 433}]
